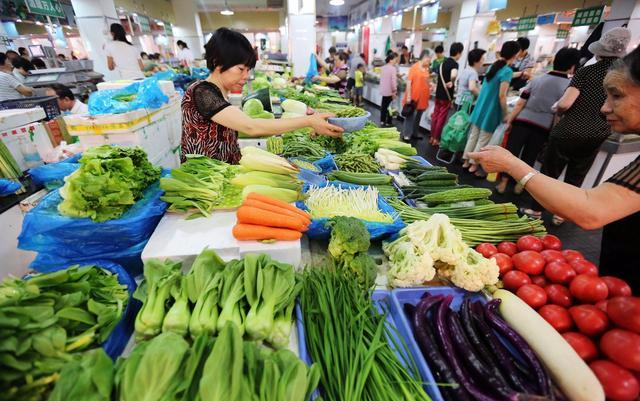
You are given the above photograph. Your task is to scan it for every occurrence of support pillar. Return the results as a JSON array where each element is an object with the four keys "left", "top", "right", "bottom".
[
  {"left": 70, "top": 0, "right": 119, "bottom": 80},
  {"left": 287, "top": 0, "right": 316, "bottom": 77},
  {"left": 447, "top": 0, "right": 480, "bottom": 67},
  {"left": 171, "top": 0, "right": 204, "bottom": 57}
]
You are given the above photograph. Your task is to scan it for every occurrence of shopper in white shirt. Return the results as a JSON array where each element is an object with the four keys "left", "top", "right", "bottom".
[
  {"left": 12, "top": 57, "right": 33, "bottom": 84},
  {"left": 176, "top": 40, "right": 194, "bottom": 66},
  {"left": 46, "top": 83, "right": 88, "bottom": 115},
  {"left": 104, "top": 23, "right": 144, "bottom": 80},
  {"left": 0, "top": 52, "right": 33, "bottom": 101}
]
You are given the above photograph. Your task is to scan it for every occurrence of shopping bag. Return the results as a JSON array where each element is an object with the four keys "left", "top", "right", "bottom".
[
  {"left": 439, "top": 97, "right": 472, "bottom": 153},
  {"left": 305, "top": 53, "right": 319, "bottom": 84},
  {"left": 88, "top": 77, "right": 169, "bottom": 115},
  {"left": 488, "top": 123, "right": 509, "bottom": 147}
]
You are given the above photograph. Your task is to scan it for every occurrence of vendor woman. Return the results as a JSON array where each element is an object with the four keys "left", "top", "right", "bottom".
[
  {"left": 469, "top": 46, "right": 640, "bottom": 292},
  {"left": 181, "top": 28, "right": 343, "bottom": 163}
]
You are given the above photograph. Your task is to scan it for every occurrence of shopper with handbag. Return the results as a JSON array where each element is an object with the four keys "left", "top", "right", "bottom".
[
  {"left": 430, "top": 42, "right": 464, "bottom": 146},
  {"left": 401, "top": 50, "right": 431, "bottom": 141},
  {"left": 462, "top": 41, "right": 520, "bottom": 176}
]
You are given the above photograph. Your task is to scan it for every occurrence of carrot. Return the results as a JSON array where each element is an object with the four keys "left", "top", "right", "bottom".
[
  {"left": 246, "top": 192, "right": 311, "bottom": 220},
  {"left": 237, "top": 206, "right": 308, "bottom": 232},
  {"left": 233, "top": 223, "right": 302, "bottom": 241},
  {"left": 242, "top": 198, "right": 311, "bottom": 225}
]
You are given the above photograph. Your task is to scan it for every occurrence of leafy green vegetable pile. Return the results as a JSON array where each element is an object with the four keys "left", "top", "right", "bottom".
[
  {"left": 326, "top": 217, "right": 377, "bottom": 288},
  {"left": 134, "top": 249, "right": 298, "bottom": 349},
  {"left": 317, "top": 102, "right": 367, "bottom": 118},
  {"left": 50, "top": 322, "right": 320, "bottom": 401},
  {"left": 334, "top": 150, "right": 379, "bottom": 173},
  {"left": 281, "top": 133, "right": 326, "bottom": 161},
  {"left": 300, "top": 266, "right": 431, "bottom": 401},
  {"left": 346, "top": 125, "right": 417, "bottom": 156},
  {"left": 160, "top": 155, "right": 242, "bottom": 218},
  {"left": 0, "top": 265, "right": 129, "bottom": 401},
  {"left": 58, "top": 145, "right": 160, "bottom": 222}
]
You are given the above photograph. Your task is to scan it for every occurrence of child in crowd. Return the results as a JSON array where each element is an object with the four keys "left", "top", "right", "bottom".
[{"left": 354, "top": 63, "right": 365, "bottom": 106}]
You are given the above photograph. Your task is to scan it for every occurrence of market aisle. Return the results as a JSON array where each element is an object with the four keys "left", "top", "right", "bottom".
[{"left": 363, "top": 101, "right": 603, "bottom": 263}]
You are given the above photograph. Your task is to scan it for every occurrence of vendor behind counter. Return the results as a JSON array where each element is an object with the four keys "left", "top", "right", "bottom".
[{"left": 45, "top": 83, "right": 88, "bottom": 115}]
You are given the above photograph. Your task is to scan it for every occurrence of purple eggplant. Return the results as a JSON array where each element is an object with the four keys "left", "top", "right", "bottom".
[
  {"left": 411, "top": 296, "right": 472, "bottom": 401},
  {"left": 461, "top": 299, "right": 504, "bottom": 367},
  {"left": 435, "top": 296, "right": 501, "bottom": 401},
  {"left": 485, "top": 299, "right": 553, "bottom": 398},
  {"left": 470, "top": 301, "right": 536, "bottom": 394}
]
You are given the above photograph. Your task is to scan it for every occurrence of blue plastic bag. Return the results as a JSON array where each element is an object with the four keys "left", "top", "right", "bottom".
[
  {"left": 18, "top": 182, "right": 168, "bottom": 275},
  {"left": 0, "top": 179, "right": 21, "bottom": 196},
  {"left": 154, "top": 69, "right": 177, "bottom": 81},
  {"left": 25, "top": 261, "right": 140, "bottom": 359},
  {"left": 191, "top": 67, "right": 210, "bottom": 80},
  {"left": 29, "top": 162, "right": 79, "bottom": 189},
  {"left": 295, "top": 181, "right": 405, "bottom": 240},
  {"left": 305, "top": 53, "right": 319, "bottom": 84},
  {"left": 88, "top": 77, "right": 169, "bottom": 115},
  {"left": 313, "top": 152, "right": 337, "bottom": 173}
]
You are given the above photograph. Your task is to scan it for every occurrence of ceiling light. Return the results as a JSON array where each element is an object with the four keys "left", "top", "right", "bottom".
[
  {"left": 156, "top": 20, "right": 164, "bottom": 26},
  {"left": 220, "top": 0, "right": 234, "bottom": 16},
  {"left": 329, "top": 0, "right": 345, "bottom": 6}
]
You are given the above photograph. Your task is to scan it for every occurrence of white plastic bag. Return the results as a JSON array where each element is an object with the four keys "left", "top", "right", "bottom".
[{"left": 488, "top": 123, "right": 509, "bottom": 146}]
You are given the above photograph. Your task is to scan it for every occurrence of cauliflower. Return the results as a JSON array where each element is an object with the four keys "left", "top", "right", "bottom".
[
  {"left": 383, "top": 240, "right": 436, "bottom": 287},
  {"left": 384, "top": 214, "right": 499, "bottom": 292},
  {"left": 449, "top": 248, "right": 500, "bottom": 292}
]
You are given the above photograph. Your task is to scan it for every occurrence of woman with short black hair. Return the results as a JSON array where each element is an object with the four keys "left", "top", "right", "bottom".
[{"left": 181, "top": 27, "right": 343, "bottom": 164}]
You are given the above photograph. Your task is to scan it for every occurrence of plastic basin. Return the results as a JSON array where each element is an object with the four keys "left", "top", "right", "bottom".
[{"left": 328, "top": 111, "right": 371, "bottom": 132}]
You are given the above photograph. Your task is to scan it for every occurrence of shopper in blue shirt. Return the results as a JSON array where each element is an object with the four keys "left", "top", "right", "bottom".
[{"left": 463, "top": 41, "right": 520, "bottom": 176}]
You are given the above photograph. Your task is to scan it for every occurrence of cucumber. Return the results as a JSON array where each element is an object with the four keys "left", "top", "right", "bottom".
[
  {"left": 416, "top": 179, "right": 458, "bottom": 188},
  {"left": 422, "top": 187, "right": 492, "bottom": 205},
  {"left": 327, "top": 171, "right": 392, "bottom": 185}
]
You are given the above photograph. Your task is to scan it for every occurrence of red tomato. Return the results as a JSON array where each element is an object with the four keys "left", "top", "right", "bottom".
[
  {"left": 596, "top": 300, "right": 609, "bottom": 313},
  {"left": 531, "top": 275, "right": 548, "bottom": 287},
  {"left": 540, "top": 234, "right": 562, "bottom": 250},
  {"left": 503, "top": 270, "right": 531, "bottom": 291},
  {"left": 541, "top": 249, "right": 566, "bottom": 264},
  {"left": 569, "top": 305, "right": 609, "bottom": 337},
  {"left": 570, "top": 259, "right": 599, "bottom": 276},
  {"left": 517, "top": 235, "right": 544, "bottom": 252},
  {"left": 539, "top": 304, "right": 573, "bottom": 332},
  {"left": 512, "top": 251, "right": 546, "bottom": 275},
  {"left": 492, "top": 253, "right": 514, "bottom": 275},
  {"left": 601, "top": 276, "right": 632, "bottom": 298},
  {"left": 589, "top": 360, "right": 640, "bottom": 401},
  {"left": 562, "top": 332, "right": 598, "bottom": 361},
  {"left": 607, "top": 297, "right": 640, "bottom": 334},
  {"left": 562, "top": 249, "right": 585, "bottom": 263},
  {"left": 476, "top": 243, "right": 498, "bottom": 258},
  {"left": 517, "top": 284, "right": 548, "bottom": 309},
  {"left": 544, "top": 261, "right": 576, "bottom": 284},
  {"left": 545, "top": 284, "right": 574, "bottom": 307},
  {"left": 601, "top": 329, "right": 640, "bottom": 372},
  {"left": 497, "top": 241, "right": 518, "bottom": 256},
  {"left": 570, "top": 274, "right": 609, "bottom": 303}
]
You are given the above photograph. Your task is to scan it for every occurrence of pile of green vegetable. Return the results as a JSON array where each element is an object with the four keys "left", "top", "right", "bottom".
[
  {"left": 388, "top": 198, "right": 546, "bottom": 245},
  {"left": 327, "top": 171, "right": 400, "bottom": 198},
  {"left": 50, "top": 322, "right": 320, "bottom": 401},
  {"left": 236, "top": 146, "right": 304, "bottom": 203},
  {"left": 317, "top": 102, "right": 367, "bottom": 118},
  {"left": 299, "top": 266, "right": 431, "bottom": 401},
  {"left": 334, "top": 150, "right": 379, "bottom": 173},
  {"left": 134, "top": 249, "right": 298, "bottom": 349},
  {"left": 383, "top": 214, "right": 500, "bottom": 291},
  {"left": 326, "top": 217, "right": 377, "bottom": 288},
  {"left": 0, "top": 139, "right": 22, "bottom": 180},
  {"left": 58, "top": 145, "right": 160, "bottom": 222},
  {"left": 0, "top": 265, "right": 129, "bottom": 401},
  {"left": 282, "top": 137, "right": 326, "bottom": 161},
  {"left": 161, "top": 155, "right": 242, "bottom": 218},
  {"left": 346, "top": 125, "right": 417, "bottom": 156},
  {"left": 305, "top": 185, "right": 395, "bottom": 223},
  {"left": 266, "top": 136, "right": 284, "bottom": 154}
]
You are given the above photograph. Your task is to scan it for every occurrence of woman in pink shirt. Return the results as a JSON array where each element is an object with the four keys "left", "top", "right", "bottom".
[{"left": 379, "top": 52, "right": 398, "bottom": 126}]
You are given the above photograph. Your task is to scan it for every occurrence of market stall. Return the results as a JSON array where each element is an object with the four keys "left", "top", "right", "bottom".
[{"left": 1, "top": 73, "right": 639, "bottom": 401}]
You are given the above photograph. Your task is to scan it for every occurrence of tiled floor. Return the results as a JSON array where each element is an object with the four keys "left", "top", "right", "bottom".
[{"left": 363, "top": 101, "right": 603, "bottom": 264}]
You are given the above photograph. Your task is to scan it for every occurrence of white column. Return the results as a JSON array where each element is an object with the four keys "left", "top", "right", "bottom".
[
  {"left": 605, "top": 0, "right": 640, "bottom": 51},
  {"left": 70, "top": 0, "right": 120, "bottom": 81},
  {"left": 447, "top": 0, "right": 480, "bottom": 68},
  {"left": 287, "top": 0, "right": 316, "bottom": 77},
  {"left": 171, "top": 0, "right": 205, "bottom": 57}
]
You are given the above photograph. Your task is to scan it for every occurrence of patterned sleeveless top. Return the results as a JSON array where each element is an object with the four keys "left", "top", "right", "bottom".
[
  {"left": 330, "top": 65, "right": 349, "bottom": 96},
  {"left": 181, "top": 80, "right": 241, "bottom": 164}
]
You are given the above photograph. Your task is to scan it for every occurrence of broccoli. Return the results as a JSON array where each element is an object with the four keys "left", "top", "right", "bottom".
[
  {"left": 326, "top": 217, "right": 370, "bottom": 260},
  {"left": 326, "top": 217, "right": 377, "bottom": 288}
]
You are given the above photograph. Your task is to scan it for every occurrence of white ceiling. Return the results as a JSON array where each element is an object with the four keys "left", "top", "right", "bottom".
[
  {"left": 316, "top": 0, "right": 364, "bottom": 17},
  {"left": 195, "top": 0, "right": 464, "bottom": 14}
]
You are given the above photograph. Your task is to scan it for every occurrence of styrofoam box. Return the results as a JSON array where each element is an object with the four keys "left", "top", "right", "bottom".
[
  {"left": 238, "top": 138, "right": 268, "bottom": 150},
  {"left": 1, "top": 122, "right": 53, "bottom": 171},
  {"left": 97, "top": 80, "right": 176, "bottom": 97},
  {"left": 142, "top": 211, "right": 302, "bottom": 269},
  {"left": 76, "top": 117, "right": 172, "bottom": 162},
  {"left": 150, "top": 146, "right": 180, "bottom": 169},
  {"left": 0, "top": 108, "right": 46, "bottom": 132}
]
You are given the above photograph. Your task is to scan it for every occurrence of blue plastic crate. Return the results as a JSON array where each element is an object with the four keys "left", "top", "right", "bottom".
[{"left": 296, "top": 289, "right": 425, "bottom": 401}]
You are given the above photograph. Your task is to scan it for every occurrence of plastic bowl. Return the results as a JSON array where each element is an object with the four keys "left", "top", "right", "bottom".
[{"left": 328, "top": 111, "right": 371, "bottom": 133}]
